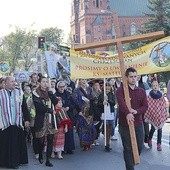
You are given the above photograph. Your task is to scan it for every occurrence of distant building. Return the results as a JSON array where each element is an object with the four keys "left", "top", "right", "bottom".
[{"left": 70, "top": 0, "right": 150, "bottom": 52}]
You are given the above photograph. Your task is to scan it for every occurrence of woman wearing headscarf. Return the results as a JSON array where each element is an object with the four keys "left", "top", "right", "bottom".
[{"left": 51, "top": 80, "right": 75, "bottom": 154}]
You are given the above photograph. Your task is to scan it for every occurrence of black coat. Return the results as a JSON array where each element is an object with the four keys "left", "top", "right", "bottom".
[
  {"left": 32, "top": 91, "right": 53, "bottom": 131},
  {"left": 98, "top": 92, "right": 115, "bottom": 114},
  {"left": 22, "top": 95, "right": 30, "bottom": 122},
  {"left": 50, "top": 90, "right": 80, "bottom": 121}
]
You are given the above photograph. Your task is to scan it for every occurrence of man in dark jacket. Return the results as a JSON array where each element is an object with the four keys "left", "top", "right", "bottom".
[{"left": 116, "top": 67, "right": 148, "bottom": 170}]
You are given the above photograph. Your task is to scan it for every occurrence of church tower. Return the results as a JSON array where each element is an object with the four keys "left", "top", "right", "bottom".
[
  {"left": 70, "top": 0, "right": 80, "bottom": 44},
  {"left": 70, "top": 0, "right": 112, "bottom": 52},
  {"left": 70, "top": 0, "right": 149, "bottom": 52}
]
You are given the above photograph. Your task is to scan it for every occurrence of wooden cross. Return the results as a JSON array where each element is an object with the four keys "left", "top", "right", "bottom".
[{"left": 74, "top": 30, "right": 164, "bottom": 164}]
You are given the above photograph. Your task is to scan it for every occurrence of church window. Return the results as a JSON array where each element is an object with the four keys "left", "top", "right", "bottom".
[
  {"left": 130, "top": 23, "right": 137, "bottom": 35},
  {"left": 94, "top": 37, "right": 98, "bottom": 41},
  {"left": 85, "top": 5, "right": 88, "bottom": 10},
  {"left": 122, "top": 24, "right": 126, "bottom": 37},
  {"left": 112, "top": 23, "right": 116, "bottom": 38},
  {"left": 93, "top": 1, "right": 95, "bottom": 7},
  {"left": 107, "top": 5, "right": 110, "bottom": 10},
  {"left": 98, "top": 26, "right": 101, "bottom": 32},
  {"left": 96, "top": 0, "right": 99, "bottom": 8},
  {"left": 100, "top": 1, "right": 102, "bottom": 7}
]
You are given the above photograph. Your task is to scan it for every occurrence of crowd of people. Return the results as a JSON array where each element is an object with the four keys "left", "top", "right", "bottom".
[{"left": 0, "top": 68, "right": 169, "bottom": 170}]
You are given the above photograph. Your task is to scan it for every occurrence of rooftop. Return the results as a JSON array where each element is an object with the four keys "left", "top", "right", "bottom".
[
  {"left": 92, "top": 15, "right": 104, "bottom": 25},
  {"left": 110, "top": 0, "right": 150, "bottom": 16}
]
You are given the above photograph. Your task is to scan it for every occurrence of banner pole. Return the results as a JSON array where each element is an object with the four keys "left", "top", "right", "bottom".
[{"left": 104, "top": 78, "right": 107, "bottom": 147}]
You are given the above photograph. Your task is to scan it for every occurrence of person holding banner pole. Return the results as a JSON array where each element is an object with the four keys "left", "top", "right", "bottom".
[
  {"left": 116, "top": 67, "right": 148, "bottom": 170},
  {"left": 103, "top": 78, "right": 107, "bottom": 148},
  {"left": 108, "top": 78, "right": 119, "bottom": 141},
  {"left": 98, "top": 82, "right": 115, "bottom": 152}
]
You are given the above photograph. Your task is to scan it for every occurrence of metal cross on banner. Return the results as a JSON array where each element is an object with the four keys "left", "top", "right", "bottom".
[{"left": 74, "top": 30, "right": 164, "bottom": 164}]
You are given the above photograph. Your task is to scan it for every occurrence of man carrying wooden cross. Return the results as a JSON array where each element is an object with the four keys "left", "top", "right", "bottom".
[
  {"left": 116, "top": 67, "right": 148, "bottom": 170},
  {"left": 74, "top": 30, "right": 164, "bottom": 169}
]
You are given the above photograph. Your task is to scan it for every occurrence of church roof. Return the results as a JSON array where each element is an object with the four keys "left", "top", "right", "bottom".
[
  {"left": 110, "top": 0, "right": 150, "bottom": 16},
  {"left": 92, "top": 15, "right": 104, "bottom": 25}
]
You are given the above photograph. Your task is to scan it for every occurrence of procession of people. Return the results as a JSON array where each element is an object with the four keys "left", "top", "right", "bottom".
[{"left": 0, "top": 67, "right": 169, "bottom": 170}]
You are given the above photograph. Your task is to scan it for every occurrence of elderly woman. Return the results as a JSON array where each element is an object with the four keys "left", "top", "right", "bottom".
[
  {"left": 51, "top": 80, "right": 76, "bottom": 154},
  {"left": 32, "top": 75, "right": 56, "bottom": 167}
]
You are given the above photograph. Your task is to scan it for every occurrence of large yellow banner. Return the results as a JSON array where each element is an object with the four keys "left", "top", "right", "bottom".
[{"left": 70, "top": 37, "right": 170, "bottom": 79}]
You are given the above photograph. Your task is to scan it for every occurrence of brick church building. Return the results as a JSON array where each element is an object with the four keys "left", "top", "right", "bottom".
[{"left": 70, "top": 0, "right": 150, "bottom": 52}]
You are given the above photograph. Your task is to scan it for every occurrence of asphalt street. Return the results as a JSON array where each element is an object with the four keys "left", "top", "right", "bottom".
[{"left": 3, "top": 123, "right": 170, "bottom": 170}]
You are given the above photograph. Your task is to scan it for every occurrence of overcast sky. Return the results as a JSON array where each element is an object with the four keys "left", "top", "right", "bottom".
[{"left": 0, "top": 0, "right": 72, "bottom": 41}]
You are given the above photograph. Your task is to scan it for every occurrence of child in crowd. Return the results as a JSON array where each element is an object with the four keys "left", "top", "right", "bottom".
[
  {"left": 77, "top": 104, "right": 96, "bottom": 151},
  {"left": 23, "top": 85, "right": 39, "bottom": 158},
  {"left": 52, "top": 97, "right": 72, "bottom": 159},
  {"left": 24, "top": 85, "right": 36, "bottom": 127},
  {"left": 144, "top": 81, "right": 168, "bottom": 151}
]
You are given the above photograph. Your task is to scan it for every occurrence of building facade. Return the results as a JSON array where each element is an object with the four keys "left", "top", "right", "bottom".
[{"left": 70, "top": 0, "right": 150, "bottom": 52}]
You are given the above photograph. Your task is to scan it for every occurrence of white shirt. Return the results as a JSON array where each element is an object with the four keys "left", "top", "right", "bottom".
[{"left": 101, "top": 103, "right": 115, "bottom": 120}]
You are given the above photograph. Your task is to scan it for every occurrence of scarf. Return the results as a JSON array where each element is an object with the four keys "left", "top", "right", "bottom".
[
  {"left": 92, "top": 90, "right": 101, "bottom": 104},
  {"left": 0, "top": 89, "right": 23, "bottom": 130},
  {"left": 24, "top": 94, "right": 36, "bottom": 117},
  {"left": 149, "top": 90, "right": 162, "bottom": 99},
  {"left": 55, "top": 107, "right": 72, "bottom": 129},
  {"left": 79, "top": 87, "right": 88, "bottom": 98},
  {"left": 36, "top": 87, "right": 49, "bottom": 100}
]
